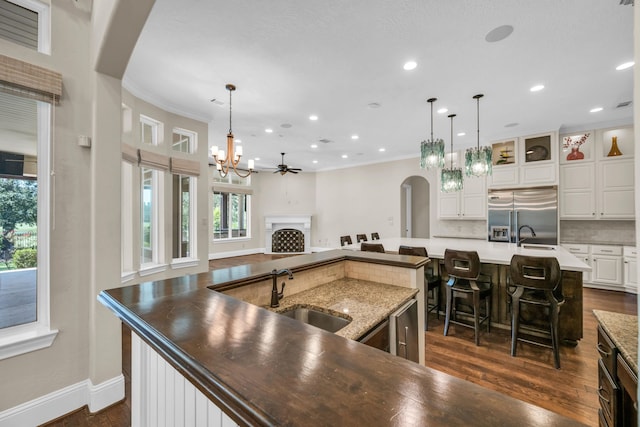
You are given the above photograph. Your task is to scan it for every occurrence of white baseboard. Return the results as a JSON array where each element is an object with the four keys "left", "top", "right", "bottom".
[
  {"left": 209, "top": 247, "right": 264, "bottom": 260},
  {"left": 0, "top": 375, "right": 124, "bottom": 427}
]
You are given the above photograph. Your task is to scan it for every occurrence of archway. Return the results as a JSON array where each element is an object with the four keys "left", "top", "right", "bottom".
[{"left": 400, "top": 176, "right": 430, "bottom": 238}]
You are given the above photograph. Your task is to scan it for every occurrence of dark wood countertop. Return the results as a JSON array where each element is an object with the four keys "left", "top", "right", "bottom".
[{"left": 99, "top": 251, "right": 585, "bottom": 426}]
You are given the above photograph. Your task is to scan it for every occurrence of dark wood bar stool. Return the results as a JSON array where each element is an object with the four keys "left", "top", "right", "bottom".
[
  {"left": 371, "top": 232, "right": 380, "bottom": 240},
  {"left": 508, "top": 255, "right": 565, "bottom": 369},
  {"left": 443, "top": 249, "right": 492, "bottom": 346},
  {"left": 360, "top": 242, "right": 385, "bottom": 253},
  {"left": 398, "top": 245, "right": 441, "bottom": 330},
  {"left": 340, "top": 235, "right": 353, "bottom": 246},
  {"left": 356, "top": 234, "right": 368, "bottom": 243}
]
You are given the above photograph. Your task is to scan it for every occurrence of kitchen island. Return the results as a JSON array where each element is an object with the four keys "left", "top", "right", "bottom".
[
  {"left": 99, "top": 249, "right": 585, "bottom": 426},
  {"left": 350, "top": 237, "right": 591, "bottom": 343}
]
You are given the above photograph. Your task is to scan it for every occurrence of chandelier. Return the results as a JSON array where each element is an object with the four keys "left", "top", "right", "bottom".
[
  {"left": 464, "top": 94, "right": 492, "bottom": 177},
  {"left": 441, "top": 114, "right": 463, "bottom": 192},
  {"left": 210, "top": 84, "right": 255, "bottom": 178},
  {"left": 420, "top": 98, "right": 445, "bottom": 169}
]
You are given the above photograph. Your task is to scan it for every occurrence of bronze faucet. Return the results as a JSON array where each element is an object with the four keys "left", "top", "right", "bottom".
[{"left": 270, "top": 269, "right": 293, "bottom": 308}]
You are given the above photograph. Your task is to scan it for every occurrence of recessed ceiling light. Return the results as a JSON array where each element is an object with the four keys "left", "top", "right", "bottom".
[
  {"left": 485, "top": 25, "right": 514, "bottom": 43},
  {"left": 530, "top": 84, "right": 545, "bottom": 92},
  {"left": 379, "top": 148, "right": 386, "bottom": 152},
  {"left": 312, "top": 160, "right": 318, "bottom": 164},
  {"left": 341, "top": 154, "right": 348, "bottom": 159},
  {"left": 590, "top": 107, "right": 603, "bottom": 113},
  {"left": 616, "top": 61, "right": 634, "bottom": 71},
  {"left": 457, "top": 132, "right": 466, "bottom": 137},
  {"left": 403, "top": 61, "right": 417, "bottom": 71},
  {"left": 310, "top": 144, "right": 318, "bottom": 148},
  {"left": 254, "top": 157, "right": 260, "bottom": 161},
  {"left": 351, "top": 135, "right": 359, "bottom": 140},
  {"left": 234, "top": 139, "right": 242, "bottom": 143},
  {"left": 437, "top": 108, "right": 448, "bottom": 114},
  {"left": 309, "top": 115, "right": 318, "bottom": 121},
  {"left": 265, "top": 128, "right": 273, "bottom": 133}
]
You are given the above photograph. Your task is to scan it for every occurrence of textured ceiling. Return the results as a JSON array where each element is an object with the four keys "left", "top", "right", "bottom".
[{"left": 124, "top": 0, "right": 635, "bottom": 172}]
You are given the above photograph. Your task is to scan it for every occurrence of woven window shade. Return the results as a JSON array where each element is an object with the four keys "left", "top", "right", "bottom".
[
  {"left": 121, "top": 143, "right": 139, "bottom": 164},
  {"left": 170, "top": 157, "right": 200, "bottom": 177},
  {"left": 213, "top": 183, "right": 253, "bottom": 195},
  {"left": 139, "top": 149, "right": 169, "bottom": 171},
  {"left": 0, "top": 55, "right": 62, "bottom": 104}
]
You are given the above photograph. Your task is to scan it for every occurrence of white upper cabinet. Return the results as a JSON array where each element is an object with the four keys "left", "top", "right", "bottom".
[{"left": 437, "top": 150, "right": 486, "bottom": 220}]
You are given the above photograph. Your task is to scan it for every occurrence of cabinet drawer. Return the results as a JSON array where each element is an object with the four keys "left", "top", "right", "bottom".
[
  {"left": 623, "top": 246, "right": 637, "bottom": 257},
  {"left": 562, "top": 244, "right": 589, "bottom": 255},
  {"left": 592, "top": 245, "right": 623, "bottom": 256},
  {"left": 597, "top": 326, "right": 618, "bottom": 377},
  {"left": 598, "top": 359, "right": 620, "bottom": 427}
]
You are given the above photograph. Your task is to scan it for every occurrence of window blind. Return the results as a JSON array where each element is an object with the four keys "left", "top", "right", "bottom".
[
  {"left": 139, "top": 149, "right": 169, "bottom": 171},
  {"left": 121, "top": 143, "right": 138, "bottom": 164},
  {"left": 0, "top": 54, "right": 61, "bottom": 104},
  {"left": 170, "top": 157, "right": 200, "bottom": 177}
]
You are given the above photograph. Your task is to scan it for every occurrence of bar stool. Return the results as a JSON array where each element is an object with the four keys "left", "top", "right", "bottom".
[
  {"left": 508, "top": 255, "right": 565, "bottom": 369},
  {"left": 443, "top": 249, "right": 492, "bottom": 346},
  {"left": 371, "top": 232, "right": 380, "bottom": 240},
  {"left": 340, "top": 235, "right": 353, "bottom": 247},
  {"left": 356, "top": 234, "right": 368, "bottom": 243},
  {"left": 360, "top": 242, "right": 385, "bottom": 253},
  {"left": 398, "top": 245, "right": 441, "bottom": 330}
]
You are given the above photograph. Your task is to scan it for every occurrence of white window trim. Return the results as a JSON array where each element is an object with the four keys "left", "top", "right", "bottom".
[
  {"left": 8, "top": 0, "right": 51, "bottom": 54},
  {"left": 170, "top": 258, "right": 199, "bottom": 269},
  {"left": 173, "top": 175, "right": 197, "bottom": 261},
  {"left": 140, "top": 168, "right": 165, "bottom": 271},
  {"left": 213, "top": 191, "right": 252, "bottom": 240},
  {"left": 138, "top": 263, "right": 168, "bottom": 277},
  {"left": 172, "top": 127, "right": 197, "bottom": 154},
  {"left": 0, "top": 101, "right": 57, "bottom": 360},
  {"left": 121, "top": 161, "right": 133, "bottom": 274},
  {"left": 140, "top": 115, "right": 162, "bottom": 146}
]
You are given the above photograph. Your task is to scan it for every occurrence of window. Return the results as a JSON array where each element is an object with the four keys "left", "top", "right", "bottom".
[
  {"left": 172, "top": 128, "right": 196, "bottom": 154},
  {"left": 0, "top": 0, "right": 50, "bottom": 54},
  {"left": 121, "top": 161, "right": 134, "bottom": 279},
  {"left": 140, "top": 115, "right": 162, "bottom": 146},
  {"left": 0, "top": 91, "right": 56, "bottom": 359},
  {"left": 140, "top": 167, "right": 164, "bottom": 272},
  {"left": 172, "top": 174, "right": 195, "bottom": 259},
  {"left": 213, "top": 191, "right": 250, "bottom": 239}
]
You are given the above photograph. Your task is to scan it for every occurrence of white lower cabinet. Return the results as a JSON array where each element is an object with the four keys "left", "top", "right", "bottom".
[
  {"left": 562, "top": 244, "right": 591, "bottom": 284},
  {"left": 590, "top": 245, "right": 623, "bottom": 291},
  {"left": 623, "top": 246, "right": 637, "bottom": 294}
]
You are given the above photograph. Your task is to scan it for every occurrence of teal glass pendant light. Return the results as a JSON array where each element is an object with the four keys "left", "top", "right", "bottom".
[
  {"left": 464, "top": 94, "right": 492, "bottom": 177},
  {"left": 420, "top": 98, "right": 445, "bottom": 170},
  {"left": 441, "top": 114, "right": 463, "bottom": 192}
]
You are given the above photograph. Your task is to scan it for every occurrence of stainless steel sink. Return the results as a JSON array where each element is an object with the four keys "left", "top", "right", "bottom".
[
  {"left": 521, "top": 244, "right": 555, "bottom": 251},
  {"left": 278, "top": 306, "right": 351, "bottom": 333}
]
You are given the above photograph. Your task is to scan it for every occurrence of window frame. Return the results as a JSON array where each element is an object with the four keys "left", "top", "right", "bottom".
[
  {"left": 3, "top": 0, "right": 51, "bottom": 54},
  {"left": 212, "top": 190, "right": 251, "bottom": 241},
  {"left": 139, "top": 167, "right": 166, "bottom": 276},
  {"left": 140, "top": 114, "right": 162, "bottom": 146},
  {"left": 171, "top": 174, "right": 198, "bottom": 269},
  {"left": 0, "top": 100, "right": 57, "bottom": 360},
  {"left": 172, "top": 127, "right": 197, "bottom": 154}
]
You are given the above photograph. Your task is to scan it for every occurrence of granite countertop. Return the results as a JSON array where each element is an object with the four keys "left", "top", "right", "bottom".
[
  {"left": 265, "top": 278, "right": 418, "bottom": 340},
  {"left": 593, "top": 310, "right": 638, "bottom": 373}
]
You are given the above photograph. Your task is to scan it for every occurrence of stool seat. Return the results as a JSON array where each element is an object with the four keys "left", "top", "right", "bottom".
[
  {"left": 508, "top": 254, "right": 565, "bottom": 369},
  {"left": 443, "top": 249, "right": 492, "bottom": 346}
]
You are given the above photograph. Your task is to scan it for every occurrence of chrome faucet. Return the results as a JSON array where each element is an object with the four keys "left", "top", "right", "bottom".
[
  {"left": 270, "top": 268, "right": 293, "bottom": 308},
  {"left": 517, "top": 225, "right": 536, "bottom": 247}
]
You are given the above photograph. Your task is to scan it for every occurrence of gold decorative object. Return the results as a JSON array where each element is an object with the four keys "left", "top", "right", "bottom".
[{"left": 607, "top": 136, "right": 622, "bottom": 157}]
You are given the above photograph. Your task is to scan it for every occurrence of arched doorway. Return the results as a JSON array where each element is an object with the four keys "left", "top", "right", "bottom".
[{"left": 400, "top": 176, "right": 430, "bottom": 238}]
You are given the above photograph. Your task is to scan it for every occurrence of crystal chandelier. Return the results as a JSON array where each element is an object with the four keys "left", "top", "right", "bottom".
[
  {"left": 210, "top": 84, "right": 255, "bottom": 178},
  {"left": 464, "top": 94, "right": 492, "bottom": 177},
  {"left": 441, "top": 114, "right": 463, "bottom": 192},
  {"left": 420, "top": 98, "right": 445, "bottom": 169}
]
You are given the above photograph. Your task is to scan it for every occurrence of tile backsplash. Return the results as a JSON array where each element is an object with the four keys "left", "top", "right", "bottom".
[{"left": 560, "top": 220, "right": 636, "bottom": 246}]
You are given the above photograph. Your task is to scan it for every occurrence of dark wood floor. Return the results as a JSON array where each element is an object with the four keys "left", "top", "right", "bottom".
[{"left": 44, "top": 254, "right": 637, "bottom": 426}]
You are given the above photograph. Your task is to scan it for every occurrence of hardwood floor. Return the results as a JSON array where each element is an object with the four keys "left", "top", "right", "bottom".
[{"left": 45, "top": 254, "right": 637, "bottom": 426}]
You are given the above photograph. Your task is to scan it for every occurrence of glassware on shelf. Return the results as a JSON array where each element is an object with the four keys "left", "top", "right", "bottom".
[{"left": 607, "top": 136, "right": 622, "bottom": 157}]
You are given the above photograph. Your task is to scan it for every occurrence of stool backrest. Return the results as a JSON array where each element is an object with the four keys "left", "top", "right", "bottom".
[
  {"left": 371, "top": 232, "right": 380, "bottom": 240},
  {"left": 340, "top": 235, "right": 353, "bottom": 246},
  {"left": 398, "top": 245, "right": 428, "bottom": 257},
  {"left": 361, "top": 242, "right": 385, "bottom": 253},
  {"left": 510, "top": 255, "right": 561, "bottom": 291},
  {"left": 444, "top": 249, "right": 480, "bottom": 280},
  {"left": 356, "top": 234, "right": 368, "bottom": 243}
]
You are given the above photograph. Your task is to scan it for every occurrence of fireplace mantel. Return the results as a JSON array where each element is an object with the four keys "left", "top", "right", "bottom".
[{"left": 265, "top": 214, "right": 312, "bottom": 254}]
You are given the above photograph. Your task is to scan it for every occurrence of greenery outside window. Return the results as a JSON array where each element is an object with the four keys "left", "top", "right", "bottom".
[{"left": 213, "top": 191, "right": 250, "bottom": 239}]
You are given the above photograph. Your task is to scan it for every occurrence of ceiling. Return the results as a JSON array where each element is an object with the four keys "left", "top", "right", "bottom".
[{"left": 123, "top": 0, "right": 635, "bottom": 173}]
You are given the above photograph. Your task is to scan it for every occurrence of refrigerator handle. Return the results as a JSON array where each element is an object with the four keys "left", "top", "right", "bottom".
[
  {"left": 514, "top": 210, "right": 519, "bottom": 244},
  {"left": 508, "top": 210, "right": 513, "bottom": 243}
]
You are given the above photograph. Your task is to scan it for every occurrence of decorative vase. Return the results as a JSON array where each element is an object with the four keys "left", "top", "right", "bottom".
[
  {"left": 566, "top": 146, "right": 584, "bottom": 161},
  {"left": 607, "top": 136, "right": 622, "bottom": 157}
]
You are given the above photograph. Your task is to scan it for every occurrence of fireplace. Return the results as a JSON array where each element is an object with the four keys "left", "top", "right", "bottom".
[{"left": 265, "top": 215, "right": 311, "bottom": 254}]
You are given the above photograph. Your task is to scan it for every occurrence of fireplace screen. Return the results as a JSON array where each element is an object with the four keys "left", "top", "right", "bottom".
[{"left": 272, "top": 228, "right": 305, "bottom": 253}]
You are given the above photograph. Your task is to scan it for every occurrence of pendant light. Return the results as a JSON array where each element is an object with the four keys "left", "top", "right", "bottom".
[
  {"left": 464, "top": 94, "right": 492, "bottom": 177},
  {"left": 441, "top": 114, "right": 463, "bottom": 192},
  {"left": 210, "top": 84, "right": 255, "bottom": 178},
  {"left": 420, "top": 98, "right": 445, "bottom": 170}
]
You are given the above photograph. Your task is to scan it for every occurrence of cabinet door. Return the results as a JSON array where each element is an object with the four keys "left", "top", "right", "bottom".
[
  {"left": 489, "top": 165, "right": 518, "bottom": 188},
  {"left": 560, "top": 163, "right": 596, "bottom": 219},
  {"left": 623, "top": 258, "right": 637, "bottom": 293},
  {"left": 592, "top": 256, "right": 623, "bottom": 286},
  {"left": 598, "top": 159, "right": 635, "bottom": 219},
  {"left": 461, "top": 175, "right": 486, "bottom": 219},
  {"left": 438, "top": 192, "right": 460, "bottom": 219}
]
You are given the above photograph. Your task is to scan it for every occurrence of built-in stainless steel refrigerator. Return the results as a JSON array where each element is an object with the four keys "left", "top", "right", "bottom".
[{"left": 487, "top": 186, "right": 558, "bottom": 245}]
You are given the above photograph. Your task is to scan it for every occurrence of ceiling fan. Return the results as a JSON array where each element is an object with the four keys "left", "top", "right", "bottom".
[{"left": 274, "top": 153, "right": 302, "bottom": 175}]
